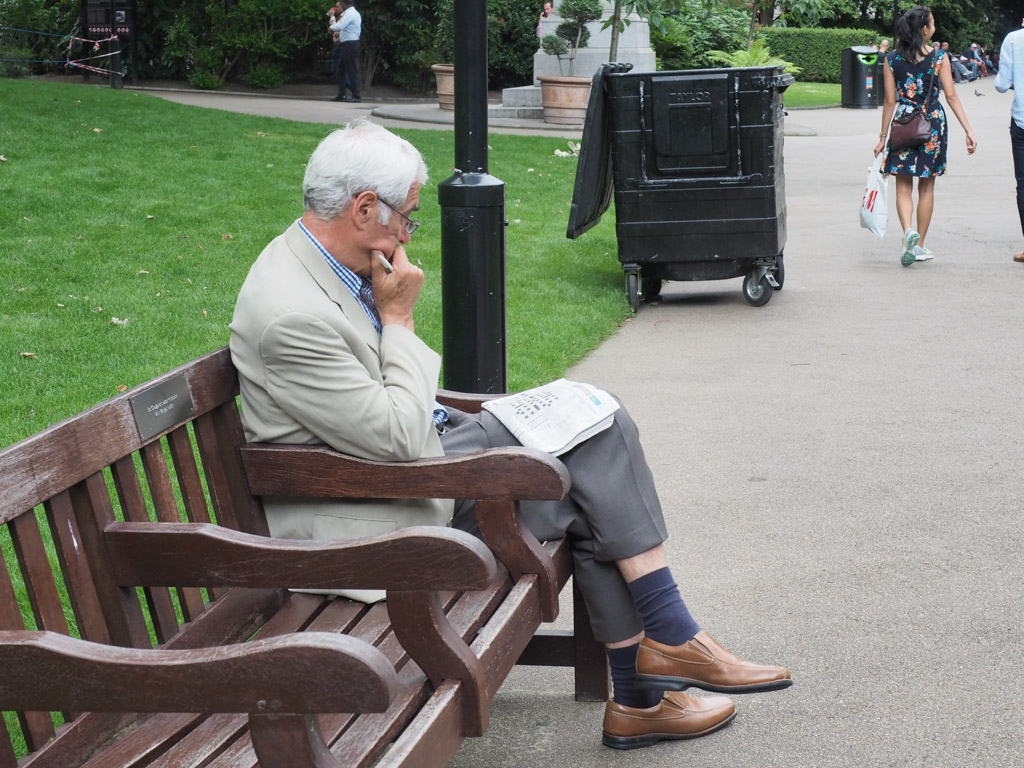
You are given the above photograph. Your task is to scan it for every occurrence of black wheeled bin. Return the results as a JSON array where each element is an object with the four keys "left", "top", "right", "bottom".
[
  {"left": 567, "top": 63, "right": 793, "bottom": 310},
  {"left": 841, "top": 46, "right": 884, "bottom": 108}
]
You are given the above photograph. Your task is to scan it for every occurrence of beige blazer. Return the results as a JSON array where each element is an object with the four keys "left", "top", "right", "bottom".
[{"left": 229, "top": 221, "right": 453, "bottom": 600}]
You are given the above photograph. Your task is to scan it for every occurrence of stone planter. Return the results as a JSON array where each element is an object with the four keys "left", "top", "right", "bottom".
[
  {"left": 537, "top": 74, "right": 592, "bottom": 125},
  {"left": 431, "top": 64, "right": 455, "bottom": 111}
]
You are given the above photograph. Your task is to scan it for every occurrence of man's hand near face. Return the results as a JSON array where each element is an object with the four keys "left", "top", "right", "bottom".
[{"left": 371, "top": 246, "right": 423, "bottom": 331}]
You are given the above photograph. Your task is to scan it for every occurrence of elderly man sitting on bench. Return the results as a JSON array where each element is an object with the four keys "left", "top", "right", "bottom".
[{"left": 229, "top": 120, "right": 792, "bottom": 751}]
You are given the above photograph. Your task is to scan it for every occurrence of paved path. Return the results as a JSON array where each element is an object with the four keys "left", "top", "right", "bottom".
[{"left": 149, "top": 82, "right": 1023, "bottom": 767}]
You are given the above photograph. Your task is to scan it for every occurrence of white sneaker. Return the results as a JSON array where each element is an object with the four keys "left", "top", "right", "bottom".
[
  {"left": 901, "top": 229, "right": 920, "bottom": 267},
  {"left": 913, "top": 245, "right": 934, "bottom": 261}
]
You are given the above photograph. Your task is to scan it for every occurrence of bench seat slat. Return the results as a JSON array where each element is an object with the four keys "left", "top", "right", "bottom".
[
  {"left": 148, "top": 597, "right": 376, "bottom": 768},
  {"left": 22, "top": 713, "right": 144, "bottom": 768},
  {"left": 325, "top": 581, "right": 510, "bottom": 768},
  {"left": 77, "top": 713, "right": 202, "bottom": 768},
  {"left": 212, "top": 591, "right": 468, "bottom": 768},
  {"left": 145, "top": 713, "right": 246, "bottom": 768},
  {"left": 374, "top": 680, "right": 464, "bottom": 768}
]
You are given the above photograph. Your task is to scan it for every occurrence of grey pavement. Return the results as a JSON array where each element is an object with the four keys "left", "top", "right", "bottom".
[{"left": 148, "top": 82, "right": 1023, "bottom": 767}]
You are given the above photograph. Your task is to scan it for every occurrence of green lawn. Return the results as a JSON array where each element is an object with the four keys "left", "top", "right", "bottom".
[
  {"left": 783, "top": 81, "right": 841, "bottom": 108},
  {"left": 0, "top": 78, "right": 629, "bottom": 451}
]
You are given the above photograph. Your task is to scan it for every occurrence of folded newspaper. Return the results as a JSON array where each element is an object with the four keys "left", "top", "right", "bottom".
[{"left": 481, "top": 379, "right": 620, "bottom": 456}]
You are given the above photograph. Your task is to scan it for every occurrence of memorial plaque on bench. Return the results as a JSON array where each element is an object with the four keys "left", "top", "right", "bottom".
[{"left": 129, "top": 373, "right": 195, "bottom": 442}]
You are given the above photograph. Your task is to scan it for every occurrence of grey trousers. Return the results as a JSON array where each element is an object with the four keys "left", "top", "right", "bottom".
[{"left": 440, "top": 403, "right": 668, "bottom": 643}]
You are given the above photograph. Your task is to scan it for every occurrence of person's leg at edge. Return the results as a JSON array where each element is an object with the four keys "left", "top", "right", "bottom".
[
  {"left": 895, "top": 174, "right": 915, "bottom": 232},
  {"left": 612, "top": 543, "right": 791, "bottom": 696},
  {"left": 896, "top": 175, "right": 920, "bottom": 264},
  {"left": 444, "top": 406, "right": 786, "bottom": 748},
  {"left": 1011, "top": 120, "right": 1024, "bottom": 260},
  {"left": 915, "top": 175, "right": 936, "bottom": 258}
]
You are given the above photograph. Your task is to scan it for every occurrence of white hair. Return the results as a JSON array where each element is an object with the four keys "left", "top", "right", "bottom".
[{"left": 302, "top": 119, "right": 428, "bottom": 223}]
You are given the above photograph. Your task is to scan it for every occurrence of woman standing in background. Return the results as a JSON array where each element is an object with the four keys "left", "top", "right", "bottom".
[{"left": 873, "top": 6, "right": 977, "bottom": 266}]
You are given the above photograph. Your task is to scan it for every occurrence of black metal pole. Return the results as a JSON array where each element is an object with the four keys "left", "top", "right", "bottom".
[
  {"left": 438, "top": 0, "right": 508, "bottom": 394},
  {"left": 108, "top": 0, "right": 123, "bottom": 88}
]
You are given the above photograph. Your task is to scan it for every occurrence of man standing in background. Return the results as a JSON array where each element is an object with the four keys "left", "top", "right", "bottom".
[
  {"left": 329, "top": 0, "right": 361, "bottom": 103},
  {"left": 995, "top": 18, "right": 1024, "bottom": 262},
  {"left": 328, "top": 5, "right": 342, "bottom": 79}
]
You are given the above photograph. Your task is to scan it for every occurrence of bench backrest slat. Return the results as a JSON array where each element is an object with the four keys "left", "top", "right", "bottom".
[
  {"left": 137, "top": 442, "right": 207, "bottom": 622},
  {"left": 0, "top": 551, "right": 56, "bottom": 756},
  {"left": 0, "top": 731, "right": 16, "bottom": 768},
  {"left": 166, "top": 426, "right": 213, "bottom": 525},
  {"left": 109, "top": 456, "right": 183, "bottom": 643},
  {"left": 69, "top": 474, "right": 153, "bottom": 650},
  {"left": 196, "top": 402, "right": 268, "bottom": 537},
  {"left": 44, "top": 491, "right": 112, "bottom": 645},
  {"left": 8, "top": 512, "right": 69, "bottom": 637}
]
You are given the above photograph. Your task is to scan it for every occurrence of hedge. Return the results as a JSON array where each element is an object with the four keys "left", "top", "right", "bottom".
[{"left": 762, "top": 27, "right": 879, "bottom": 82}]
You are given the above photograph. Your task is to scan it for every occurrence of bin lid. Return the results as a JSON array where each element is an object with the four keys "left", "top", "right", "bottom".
[{"left": 566, "top": 63, "right": 632, "bottom": 240}]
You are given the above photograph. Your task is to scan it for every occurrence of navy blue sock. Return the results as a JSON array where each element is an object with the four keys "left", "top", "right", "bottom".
[
  {"left": 627, "top": 567, "right": 701, "bottom": 646},
  {"left": 607, "top": 644, "right": 662, "bottom": 709}
]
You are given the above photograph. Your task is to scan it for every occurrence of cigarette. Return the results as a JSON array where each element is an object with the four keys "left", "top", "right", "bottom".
[{"left": 375, "top": 251, "right": 394, "bottom": 273}]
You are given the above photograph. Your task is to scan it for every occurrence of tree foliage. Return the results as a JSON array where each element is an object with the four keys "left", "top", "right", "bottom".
[{"left": 705, "top": 36, "right": 802, "bottom": 72}]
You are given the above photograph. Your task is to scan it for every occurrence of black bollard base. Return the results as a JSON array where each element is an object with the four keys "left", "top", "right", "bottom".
[{"left": 439, "top": 172, "right": 508, "bottom": 394}]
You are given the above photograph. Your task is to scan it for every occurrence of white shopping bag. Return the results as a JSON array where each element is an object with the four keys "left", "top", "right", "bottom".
[{"left": 859, "top": 154, "right": 888, "bottom": 239}]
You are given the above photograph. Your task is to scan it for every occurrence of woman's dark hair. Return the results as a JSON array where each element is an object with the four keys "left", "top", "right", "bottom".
[{"left": 894, "top": 5, "right": 933, "bottom": 61}]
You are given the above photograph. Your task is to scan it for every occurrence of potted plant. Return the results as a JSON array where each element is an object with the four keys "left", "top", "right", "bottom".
[
  {"left": 537, "top": 0, "right": 603, "bottom": 124},
  {"left": 431, "top": 0, "right": 456, "bottom": 110}
]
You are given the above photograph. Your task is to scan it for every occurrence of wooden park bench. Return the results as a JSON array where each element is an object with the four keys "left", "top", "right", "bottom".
[{"left": 0, "top": 347, "right": 608, "bottom": 767}]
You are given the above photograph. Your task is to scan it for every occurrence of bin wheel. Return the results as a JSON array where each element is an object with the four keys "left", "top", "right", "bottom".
[
  {"left": 626, "top": 273, "right": 640, "bottom": 311},
  {"left": 773, "top": 254, "right": 785, "bottom": 291},
  {"left": 641, "top": 276, "right": 663, "bottom": 301},
  {"left": 742, "top": 271, "right": 773, "bottom": 307}
]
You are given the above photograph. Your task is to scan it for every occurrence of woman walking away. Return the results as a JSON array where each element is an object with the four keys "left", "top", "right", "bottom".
[{"left": 874, "top": 5, "right": 977, "bottom": 266}]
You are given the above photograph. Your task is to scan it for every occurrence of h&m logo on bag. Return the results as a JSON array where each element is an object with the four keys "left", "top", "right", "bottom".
[{"left": 862, "top": 188, "right": 880, "bottom": 213}]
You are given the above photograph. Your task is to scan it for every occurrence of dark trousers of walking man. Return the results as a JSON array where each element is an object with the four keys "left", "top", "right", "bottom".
[{"left": 338, "top": 39, "right": 360, "bottom": 101}]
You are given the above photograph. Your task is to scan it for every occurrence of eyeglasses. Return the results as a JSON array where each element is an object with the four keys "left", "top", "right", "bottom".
[{"left": 376, "top": 196, "right": 421, "bottom": 235}]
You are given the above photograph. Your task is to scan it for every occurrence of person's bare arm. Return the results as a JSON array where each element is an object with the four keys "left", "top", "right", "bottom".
[
  {"left": 873, "top": 58, "right": 897, "bottom": 156},
  {"left": 939, "top": 56, "right": 978, "bottom": 154}
]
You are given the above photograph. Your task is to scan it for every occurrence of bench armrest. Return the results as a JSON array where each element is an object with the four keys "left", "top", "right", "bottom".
[
  {"left": 241, "top": 443, "right": 570, "bottom": 501},
  {"left": 0, "top": 630, "right": 396, "bottom": 715},
  {"left": 0, "top": 630, "right": 389, "bottom": 768},
  {"left": 240, "top": 443, "right": 569, "bottom": 623},
  {"left": 104, "top": 523, "right": 496, "bottom": 592},
  {"left": 435, "top": 389, "right": 500, "bottom": 413}
]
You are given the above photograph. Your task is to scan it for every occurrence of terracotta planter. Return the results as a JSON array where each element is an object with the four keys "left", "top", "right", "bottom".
[
  {"left": 537, "top": 74, "right": 592, "bottom": 125},
  {"left": 431, "top": 64, "right": 454, "bottom": 111}
]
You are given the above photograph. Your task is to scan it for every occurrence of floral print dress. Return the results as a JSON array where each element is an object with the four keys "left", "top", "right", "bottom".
[{"left": 883, "top": 50, "right": 947, "bottom": 177}]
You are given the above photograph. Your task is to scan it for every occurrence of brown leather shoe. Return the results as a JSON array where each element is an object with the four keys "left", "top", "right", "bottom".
[
  {"left": 602, "top": 691, "right": 735, "bottom": 749},
  {"left": 635, "top": 631, "right": 793, "bottom": 694}
]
